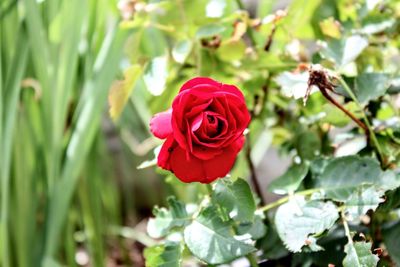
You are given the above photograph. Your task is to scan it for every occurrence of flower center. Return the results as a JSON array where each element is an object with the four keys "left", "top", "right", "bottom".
[{"left": 207, "top": 115, "right": 216, "bottom": 124}]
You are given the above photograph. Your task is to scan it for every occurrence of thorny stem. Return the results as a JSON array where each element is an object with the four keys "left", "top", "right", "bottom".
[
  {"left": 259, "top": 188, "right": 320, "bottom": 212},
  {"left": 338, "top": 77, "right": 384, "bottom": 164}
]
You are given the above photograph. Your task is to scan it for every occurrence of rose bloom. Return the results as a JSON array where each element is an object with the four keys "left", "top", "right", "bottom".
[{"left": 150, "top": 77, "right": 251, "bottom": 183}]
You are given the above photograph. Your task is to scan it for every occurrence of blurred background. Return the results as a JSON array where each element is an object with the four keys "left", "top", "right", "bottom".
[{"left": 1, "top": 0, "right": 399, "bottom": 266}]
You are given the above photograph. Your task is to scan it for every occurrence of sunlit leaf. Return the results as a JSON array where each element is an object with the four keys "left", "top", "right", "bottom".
[
  {"left": 319, "top": 17, "right": 341, "bottom": 39},
  {"left": 275, "top": 71, "right": 317, "bottom": 99},
  {"left": 108, "top": 64, "right": 142, "bottom": 120},
  {"left": 358, "top": 19, "right": 395, "bottom": 35},
  {"left": 343, "top": 241, "right": 379, "bottom": 267},
  {"left": 275, "top": 197, "right": 339, "bottom": 252},
  {"left": 144, "top": 242, "right": 182, "bottom": 267},
  {"left": 172, "top": 40, "right": 193, "bottom": 64},
  {"left": 320, "top": 35, "right": 368, "bottom": 67}
]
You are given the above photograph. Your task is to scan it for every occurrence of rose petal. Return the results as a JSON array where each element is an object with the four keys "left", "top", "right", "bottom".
[
  {"left": 169, "top": 145, "right": 207, "bottom": 183},
  {"left": 200, "top": 136, "right": 245, "bottom": 183},
  {"left": 150, "top": 109, "right": 173, "bottom": 139},
  {"left": 169, "top": 136, "right": 245, "bottom": 183},
  {"left": 180, "top": 77, "right": 246, "bottom": 102},
  {"left": 180, "top": 77, "right": 221, "bottom": 92},
  {"left": 157, "top": 134, "right": 177, "bottom": 170},
  {"left": 191, "top": 145, "right": 224, "bottom": 160},
  {"left": 221, "top": 83, "right": 245, "bottom": 102}
]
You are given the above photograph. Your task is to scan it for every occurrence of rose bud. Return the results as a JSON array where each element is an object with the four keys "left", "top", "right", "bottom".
[{"left": 150, "top": 77, "right": 251, "bottom": 183}]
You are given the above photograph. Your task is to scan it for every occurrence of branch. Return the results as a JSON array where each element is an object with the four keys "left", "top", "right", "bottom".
[{"left": 245, "top": 135, "right": 265, "bottom": 206}]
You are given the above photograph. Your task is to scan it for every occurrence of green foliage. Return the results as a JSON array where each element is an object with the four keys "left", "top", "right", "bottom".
[
  {"left": 147, "top": 197, "right": 190, "bottom": 238},
  {"left": 318, "top": 156, "right": 382, "bottom": 201},
  {"left": 268, "top": 163, "right": 309, "bottom": 195},
  {"left": 320, "top": 35, "right": 368, "bottom": 68},
  {"left": 353, "top": 73, "right": 391, "bottom": 105},
  {"left": 382, "top": 221, "right": 400, "bottom": 265},
  {"left": 184, "top": 206, "right": 256, "bottom": 264},
  {"left": 343, "top": 241, "right": 379, "bottom": 267},
  {"left": 2, "top": 0, "right": 400, "bottom": 266},
  {"left": 275, "top": 197, "right": 339, "bottom": 252},
  {"left": 144, "top": 242, "right": 183, "bottom": 267},
  {"left": 212, "top": 178, "right": 256, "bottom": 222}
]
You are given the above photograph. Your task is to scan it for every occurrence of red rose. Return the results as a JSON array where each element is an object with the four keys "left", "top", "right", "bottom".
[{"left": 150, "top": 77, "right": 251, "bottom": 183}]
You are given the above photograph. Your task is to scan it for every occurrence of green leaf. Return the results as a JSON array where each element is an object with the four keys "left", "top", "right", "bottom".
[
  {"left": 196, "top": 24, "right": 226, "bottom": 39},
  {"left": 343, "top": 241, "right": 379, "bottom": 267},
  {"left": 319, "top": 156, "right": 382, "bottom": 201},
  {"left": 212, "top": 178, "right": 256, "bottom": 222},
  {"left": 319, "top": 17, "right": 341, "bottom": 38},
  {"left": 320, "top": 35, "right": 368, "bottom": 67},
  {"left": 237, "top": 213, "right": 267, "bottom": 240},
  {"left": 380, "top": 170, "right": 400, "bottom": 191},
  {"left": 353, "top": 73, "right": 391, "bottom": 105},
  {"left": 295, "top": 130, "right": 322, "bottom": 160},
  {"left": 258, "top": 223, "right": 289, "bottom": 260},
  {"left": 382, "top": 221, "right": 400, "bottom": 265},
  {"left": 275, "top": 197, "right": 339, "bottom": 252},
  {"left": 344, "top": 185, "right": 385, "bottom": 220},
  {"left": 147, "top": 197, "right": 189, "bottom": 238},
  {"left": 334, "top": 136, "right": 367, "bottom": 157},
  {"left": 275, "top": 71, "right": 315, "bottom": 99},
  {"left": 216, "top": 40, "right": 246, "bottom": 62},
  {"left": 184, "top": 206, "right": 256, "bottom": 264},
  {"left": 144, "top": 242, "right": 182, "bottom": 267},
  {"left": 322, "top": 102, "right": 363, "bottom": 127},
  {"left": 358, "top": 18, "right": 396, "bottom": 35},
  {"left": 172, "top": 40, "right": 193, "bottom": 64},
  {"left": 268, "top": 163, "right": 309, "bottom": 195}
]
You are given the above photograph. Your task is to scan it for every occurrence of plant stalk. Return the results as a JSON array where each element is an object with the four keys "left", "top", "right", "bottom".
[
  {"left": 337, "top": 77, "right": 384, "bottom": 164},
  {"left": 259, "top": 188, "right": 320, "bottom": 212}
]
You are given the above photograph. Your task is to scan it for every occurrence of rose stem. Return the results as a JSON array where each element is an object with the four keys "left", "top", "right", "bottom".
[
  {"left": 341, "top": 210, "right": 353, "bottom": 244},
  {"left": 206, "top": 184, "right": 213, "bottom": 196},
  {"left": 245, "top": 79, "right": 270, "bottom": 206},
  {"left": 337, "top": 76, "right": 384, "bottom": 164},
  {"left": 245, "top": 132, "right": 266, "bottom": 206},
  {"left": 318, "top": 85, "right": 369, "bottom": 134},
  {"left": 258, "top": 188, "right": 320, "bottom": 212},
  {"left": 246, "top": 253, "right": 259, "bottom": 267}
]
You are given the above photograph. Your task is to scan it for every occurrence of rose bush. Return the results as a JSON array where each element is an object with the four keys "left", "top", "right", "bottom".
[{"left": 150, "top": 77, "right": 250, "bottom": 183}]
